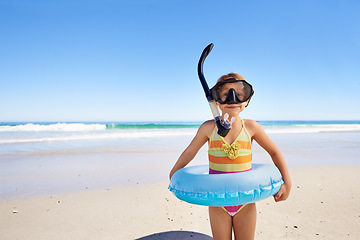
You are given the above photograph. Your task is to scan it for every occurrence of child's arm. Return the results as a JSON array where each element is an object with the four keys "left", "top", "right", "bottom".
[
  {"left": 247, "top": 120, "right": 292, "bottom": 202},
  {"left": 169, "top": 121, "right": 214, "bottom": 180}
]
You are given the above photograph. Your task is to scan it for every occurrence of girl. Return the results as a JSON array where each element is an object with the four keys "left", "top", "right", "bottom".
[{"left": 169, "top": 73, "right": 291, "bottom": 240}]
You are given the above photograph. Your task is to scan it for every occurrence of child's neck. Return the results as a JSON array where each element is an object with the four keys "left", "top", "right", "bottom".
[{"left": 232, "top": 116, "right": 242, "bottom": 126}]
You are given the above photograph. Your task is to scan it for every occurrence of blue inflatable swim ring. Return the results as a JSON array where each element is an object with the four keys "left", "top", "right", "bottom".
[{"left": 169, "top": 164, "right": 284, "bottom": 206}]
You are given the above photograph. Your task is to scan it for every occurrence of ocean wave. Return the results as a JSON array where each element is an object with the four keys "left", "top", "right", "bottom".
[
  {"left": 106, "top": 123, "right": 200, "bottom": 129},
  {"left": 0, "top": 123, "right": 106, "bottom": 132},
  {"left": 0, "top": 130, "right": 197, "bottom": 144},
  {"left": 1, "top": 121, "right": 359, "bottom": 132},
  {"left": 0, "top": 122, "right": 359, "bottom": 145},
  {"left": 0, "top": 124, "right": 359, "bottom": 145},
  {"left": 0, "top": 122, "right": 200, "bottom": 132},
  {"left": 265, "top": 124, "right": 360, "bottom": 134}
]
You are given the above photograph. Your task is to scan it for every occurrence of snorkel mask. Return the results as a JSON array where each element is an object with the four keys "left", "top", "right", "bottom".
[
  {"left": 197, "top": 43, "right": 254, "bottom": 137},
  {"left": 210, "top": 78, "right": 254, "bottom": 105}
]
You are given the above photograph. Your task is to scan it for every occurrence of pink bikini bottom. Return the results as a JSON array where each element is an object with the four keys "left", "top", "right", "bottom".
[{"left": 222, "top": 205, "right": 246, "bottom": 217}]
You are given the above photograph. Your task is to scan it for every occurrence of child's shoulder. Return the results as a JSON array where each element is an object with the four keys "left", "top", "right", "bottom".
[
  {"left": 198, "top": 120, "right": 215, "bottom": 137},
  {"left": 243, "top": 119, "right": 263, "bottom": 135},
  {"left": 200, "top": 119, "right": 216, "bottom": 130},
  {"left": 243, "top": 119, "right": 260, "bottom": 127}
]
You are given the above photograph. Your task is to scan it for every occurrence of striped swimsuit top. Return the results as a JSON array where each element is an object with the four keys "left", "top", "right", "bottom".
[{"left": 208, "top": 118, "right": 252, "bottom": 174}]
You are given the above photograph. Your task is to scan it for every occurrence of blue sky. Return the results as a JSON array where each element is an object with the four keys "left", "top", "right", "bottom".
[{"left": 1, "top": 0, "right": 359, "bottom": 122}]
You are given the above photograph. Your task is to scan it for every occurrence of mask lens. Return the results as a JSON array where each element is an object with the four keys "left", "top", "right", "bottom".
[{"left": 214, "top": 80, "right": 253, "bottom": 103}]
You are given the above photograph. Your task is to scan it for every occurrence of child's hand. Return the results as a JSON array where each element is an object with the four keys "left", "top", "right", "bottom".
[{"left": 274, "top": 182, "right": 291, "bottom": 202}]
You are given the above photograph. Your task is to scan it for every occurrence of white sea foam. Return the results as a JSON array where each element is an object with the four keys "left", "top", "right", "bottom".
[
  {"left": 0, "top": 129, "right": 197, "bottom": 144},
  {"left": 265, "top": 124, "right": 360, "bottom": 134},
  {"left": 0, "top": 122, "right": 359, "bottom": 146},
  {"left": 0, "top": 123, "right": 106, "bottom": 132}
]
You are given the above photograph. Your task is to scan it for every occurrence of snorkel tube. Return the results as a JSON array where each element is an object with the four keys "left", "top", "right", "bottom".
[{"left": 198, "top": 43, "right": 233, "bottom": 137}]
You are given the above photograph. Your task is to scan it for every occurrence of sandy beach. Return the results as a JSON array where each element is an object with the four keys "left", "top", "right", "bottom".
[
  {"left": 1, "top": 164, "right": 360, "bottom": 240},
  {"left": 1, "top": 126, "right": 360, "bottom": 239}
]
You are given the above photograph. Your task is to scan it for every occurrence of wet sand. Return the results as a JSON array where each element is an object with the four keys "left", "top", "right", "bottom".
[{"left": 1, "top": 164, "right": 360, "bottom": 239}]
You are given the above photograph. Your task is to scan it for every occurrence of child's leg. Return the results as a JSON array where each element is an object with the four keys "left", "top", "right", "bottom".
[
  {"left": 232, "top": 203, "right": 257, "bottom": 240},
  {"left": 209, "top": 206, "right": 232, "bottom": 240}
]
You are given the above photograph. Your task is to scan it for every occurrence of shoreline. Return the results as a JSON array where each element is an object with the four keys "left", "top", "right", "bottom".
[{"left": 1, "top": 164, "right": 360, "bottom": 239}]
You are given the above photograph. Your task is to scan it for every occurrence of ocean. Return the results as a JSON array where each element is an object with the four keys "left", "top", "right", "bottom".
[
  {"left": 1, "top": 121, "right": 360, "bottom": 199},
  {"left": 1, "top": 121, "right": 360, "bottom": 156}
]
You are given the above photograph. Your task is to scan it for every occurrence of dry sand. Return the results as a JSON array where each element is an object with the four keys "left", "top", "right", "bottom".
[{"left": 1, "top": 164, "right": 360, "bottom": 240}]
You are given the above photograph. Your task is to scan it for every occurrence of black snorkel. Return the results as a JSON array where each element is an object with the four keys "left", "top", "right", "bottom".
[{"left": 197, "top": 43, "right": 232, "bottom": 137}]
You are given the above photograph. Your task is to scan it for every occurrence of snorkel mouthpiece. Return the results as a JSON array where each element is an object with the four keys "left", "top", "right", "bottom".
[
  {"left": 197, "top": 43, "right": 232, "bottom": 137},
  {"left": 216, "top": 113, "right": 235, "bottom": 136}
]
